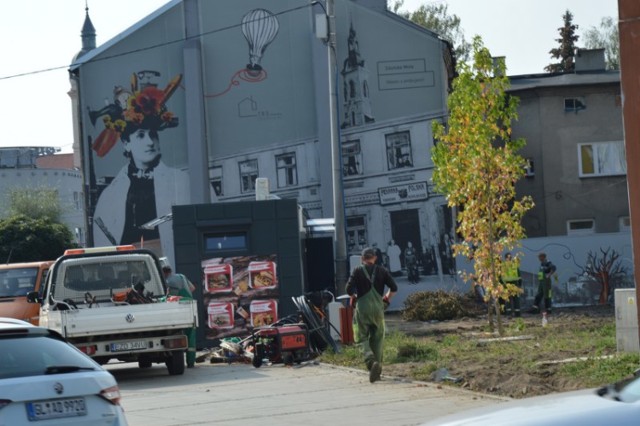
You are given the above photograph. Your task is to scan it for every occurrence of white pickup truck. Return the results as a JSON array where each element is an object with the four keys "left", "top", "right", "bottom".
[{"left": 28, "top": 245, "right": 198, "bottom": 375}]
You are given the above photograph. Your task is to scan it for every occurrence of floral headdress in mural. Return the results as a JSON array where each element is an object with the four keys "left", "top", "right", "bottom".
[{"left": 89, "top": 71, "right": 182, "bottom": 157}]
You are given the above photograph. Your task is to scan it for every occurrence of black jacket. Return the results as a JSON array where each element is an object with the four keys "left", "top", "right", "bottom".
[{"left": 346, "top": 264, "right": 398, "bottom": 298}]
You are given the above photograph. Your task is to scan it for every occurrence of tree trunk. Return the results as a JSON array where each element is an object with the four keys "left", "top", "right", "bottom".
[{"left": 600, "top": 272, "right": 609, "bottom": 304}]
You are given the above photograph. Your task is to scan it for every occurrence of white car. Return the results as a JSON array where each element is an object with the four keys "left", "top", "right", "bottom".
[
  {"left": 0, "top": 318, "right": 128, "bottom": 425},
  {"left": 422, "top": 374, "right": 640, "bottom": 426}
]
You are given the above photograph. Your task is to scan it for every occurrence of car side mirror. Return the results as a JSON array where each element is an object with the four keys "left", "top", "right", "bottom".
[{"left": 26, "top": 291, "right": 41, "bottom": 304}]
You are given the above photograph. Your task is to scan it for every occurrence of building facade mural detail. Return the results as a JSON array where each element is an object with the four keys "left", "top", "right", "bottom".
[{"left": 87, "top": 70, "right": 188, "bottom": 264}]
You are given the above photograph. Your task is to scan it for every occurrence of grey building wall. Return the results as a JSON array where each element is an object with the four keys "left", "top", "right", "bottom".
[
  {"left": 72, "top": 0, "right": 453, "bottom": 274},
  {"left": 510, "top": 72, "right": 626, "bottom": 237}
]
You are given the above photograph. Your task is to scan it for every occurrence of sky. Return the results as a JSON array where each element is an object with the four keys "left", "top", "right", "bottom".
[{"left": 0, "top": 0, "right": 618, "bottom": 152}]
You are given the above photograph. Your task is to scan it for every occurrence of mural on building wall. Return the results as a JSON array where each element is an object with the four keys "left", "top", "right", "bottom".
[
  {"left": 206, "top": 8, "right": 279, "bottom": 99},
  {"left": 87, "top": 70, "right": 189, "bottom": 262},
  {"left": 201, "top": 254, "right": 279, "bottom": 340},
  {"left": 341, "top": 22, "right": 374, "bottom": 129}
]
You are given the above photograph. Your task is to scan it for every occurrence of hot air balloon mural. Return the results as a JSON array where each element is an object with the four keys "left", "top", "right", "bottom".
[{"left": 242, "top": 9, "right": 279, "bottom": 76}]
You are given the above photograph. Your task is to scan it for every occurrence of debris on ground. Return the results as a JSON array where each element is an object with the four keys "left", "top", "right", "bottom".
[{"left": 198, "top": 290, "right": 340, "bottom": 368}]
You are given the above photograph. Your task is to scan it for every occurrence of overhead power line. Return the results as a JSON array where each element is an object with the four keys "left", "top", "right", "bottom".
[{"left": 0, "top": 3, "right": 313, "bottom": 82}]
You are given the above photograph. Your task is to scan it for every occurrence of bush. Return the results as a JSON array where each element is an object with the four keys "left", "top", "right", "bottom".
[{"left": 402, "top": 290, "right": 478, "bottom": 321}]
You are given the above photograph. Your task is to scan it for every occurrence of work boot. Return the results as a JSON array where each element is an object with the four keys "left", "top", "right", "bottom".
[
  {"left": 527, "top": 305, "right": 540, "bottom": 314},
  {"left": 365, "top": 359, "right": 374, "bottom": 371},
  {"left": 369, "top": 362, "right": 382, "bottom": 383}
]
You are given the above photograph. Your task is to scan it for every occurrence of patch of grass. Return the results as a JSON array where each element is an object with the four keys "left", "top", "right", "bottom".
[
  {"left": 511, "top": 318, "right": 526, "bottom": 332},
  {"left": 560, "top": 353, "right": 640, "bottom": 387},
  {"left": 320, "top": 308, "right": 634, "bottom": 398}
]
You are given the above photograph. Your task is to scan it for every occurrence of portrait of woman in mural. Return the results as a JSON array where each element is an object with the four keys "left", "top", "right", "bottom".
[{"left": 89, "top": 71, "right": 189, "bottom": 259}]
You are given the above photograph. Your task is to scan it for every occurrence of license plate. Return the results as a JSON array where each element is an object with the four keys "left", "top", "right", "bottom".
[
  {"left": 26, "top": 397, "right": 86, "bottom": 421},
  {"left": 110, "top": 340, "right": 148, "bottom": 352}
]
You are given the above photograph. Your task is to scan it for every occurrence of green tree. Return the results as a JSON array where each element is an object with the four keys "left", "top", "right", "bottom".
[
  {"left": 0, "top": 214, "right": 75, "bottom": 263},
  {"left": 583, "top": 16, "right": 619, "bottom": 70},
  {"left": 545, "top": 10, "right": 579, "bottom": 73},
  {"left": 7, "top": 186, "right": 64, "bottom": 222},
  {"left": 432, "top": 37, "right": 534, "bottom": 335},
  {"left": 391, "top": 1, "right": 471, "bottom": 63}
]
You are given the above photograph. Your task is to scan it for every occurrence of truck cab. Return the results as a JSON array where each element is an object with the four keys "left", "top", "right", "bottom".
[
  {"left": 0, "top": 261, "right": 54, "bottom": 325},
  {"left": 29, "top": 245, "right": 198, "bottom": 375}
]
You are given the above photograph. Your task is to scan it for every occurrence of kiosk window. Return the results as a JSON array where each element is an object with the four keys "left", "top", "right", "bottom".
[{"left": 204, "top": 233, "right": 247, "bottom": 251}]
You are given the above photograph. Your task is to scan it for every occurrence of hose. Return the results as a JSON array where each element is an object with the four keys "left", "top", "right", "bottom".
[{"left": 292, "top": 295, "right": 340, "bottom": 354}]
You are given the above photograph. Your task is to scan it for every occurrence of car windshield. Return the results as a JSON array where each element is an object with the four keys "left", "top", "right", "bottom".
[
  {"left": 0, "top": 333, "right": 97, "bottom": 379},
  {"left": 53, "top": 254, "right": 164, "bottom": 304},
  {"left": 612, "top": 375, "right": 640, "bottom": 403},
  {"left": 0, "top": 268, "right": 38, "bottom": 298}
]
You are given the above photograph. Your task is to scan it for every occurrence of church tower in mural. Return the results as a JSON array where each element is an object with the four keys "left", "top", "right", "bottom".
[{"left": 341, "top": 22, "right": 374, "bottom": 128}]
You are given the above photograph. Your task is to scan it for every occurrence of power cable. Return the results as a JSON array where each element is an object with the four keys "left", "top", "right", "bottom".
[{"left": 0, "top": 3, "right": 314, "bottom": 82}]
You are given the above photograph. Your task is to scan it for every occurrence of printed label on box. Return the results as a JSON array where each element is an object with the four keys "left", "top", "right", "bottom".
[
  {"left": 204, "top": 264, "right": 233, "bottom": 293},
  {"left": 248, "top": 261, "right": 277, "bottom": 289},
  {"left": 207, "top": 302, "right": 235, "bottom": 329},
  {"left": 250, "top": 299, "right": 278, "bottom": 327}
]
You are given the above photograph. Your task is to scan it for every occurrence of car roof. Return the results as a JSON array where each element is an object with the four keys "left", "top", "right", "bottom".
[
  {"left": 0, "top": 261, "right": 55, "bottom": 270},
  {"left": 0, "top": 317, "right": 34, "bottom": 327}
]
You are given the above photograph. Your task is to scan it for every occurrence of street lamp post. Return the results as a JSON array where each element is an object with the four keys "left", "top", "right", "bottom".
[{"left": 326, "top": 0, "right": 348, "bottom": 293}]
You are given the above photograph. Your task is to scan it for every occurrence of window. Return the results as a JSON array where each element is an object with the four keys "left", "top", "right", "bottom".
[
  {"left": 578, "top": 141, "right": 626, "bottom": 177},
  {"left": 346, "top": 216, "right": 367, "bottom": 253},
  {"left": 204, "top": 232, "right": 247, "bottom": 251},
  {"left": 565, "top": 97, "right": 585, "bottom": 112},
  {"left": 386, "top": 131, "right": 413, "bottom": 170},
  {"left": 209, "top": 166, "right": 223, "bottom": 197},
  {"left": 276, "top": 153, "right": 297, "bottom": 187},
  {"left": 239, "top": 160, "right": 258, "bottom": 193},
  {"left": 342, "top": 140, "right": 362, "bottom": 176},
  {"left": 567, "top": 219, "right": 595, "bottom": 235}
]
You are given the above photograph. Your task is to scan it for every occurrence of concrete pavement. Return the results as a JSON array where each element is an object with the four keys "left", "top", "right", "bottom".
[{"left": 109, "top": 361, "right": 506, "bottom": 426}]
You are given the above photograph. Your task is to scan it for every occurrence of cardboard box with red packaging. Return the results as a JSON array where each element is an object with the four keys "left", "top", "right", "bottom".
[
  {"left": 204, "top": 264, "right": 233, "bottom": 293},
  {"left": 250, "top": 299, "right": 278, "bottom": 327},
  {"left": 207, "top": 302, "right": 235, "bottom": 329},
  {"left": 248, "top": 261, "right": 277, "bottom": 289}
]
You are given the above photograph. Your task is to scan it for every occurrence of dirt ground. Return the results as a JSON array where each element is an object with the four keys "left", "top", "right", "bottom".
[{"left": 384, "top": 304, "right": 618, "bottom": 398}]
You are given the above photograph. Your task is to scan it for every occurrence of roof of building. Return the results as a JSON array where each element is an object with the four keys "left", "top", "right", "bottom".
[
  {"left": 70, "top": 0, "right": 180, "bottom": 70},
  {"left": 508, "top": 70, "right": 620, "bottom": 92}
]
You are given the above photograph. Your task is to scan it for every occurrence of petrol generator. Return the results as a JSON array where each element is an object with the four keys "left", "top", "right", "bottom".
[{"left": 251, "top": 323, "right": 311, "bottom": 367}]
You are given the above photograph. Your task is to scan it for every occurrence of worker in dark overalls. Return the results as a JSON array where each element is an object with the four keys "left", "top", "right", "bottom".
[{"left": 346, "top": 247, "right": 398, "bottom": 383}]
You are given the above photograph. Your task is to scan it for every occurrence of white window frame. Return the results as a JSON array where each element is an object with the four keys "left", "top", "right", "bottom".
[
  {"left": 239, "top": 160, "right": 258, "bottom": 193},
  {"left": 566, "top": 219, "right": 595, "bottom": 235},
  {"left": 578, "top": 141, "right": 626, "bottom": 177},
  {"left": 276, "top": 153, "right": 297, "bottom": 188}
]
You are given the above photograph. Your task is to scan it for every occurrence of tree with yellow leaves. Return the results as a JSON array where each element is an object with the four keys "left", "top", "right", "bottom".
[{"left": 432, "top": 37, "right": 533, "bottom": 335}]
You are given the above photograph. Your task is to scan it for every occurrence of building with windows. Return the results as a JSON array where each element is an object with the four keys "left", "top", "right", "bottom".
[
  {"left": 0, "top": 147, "right": 86, "bottom": 245},
  {"left": 70, "top": 0, "right": 457, "bottom": 272},
  {"left": 509, "top": 49, "right": 627, "bottom": 237}
]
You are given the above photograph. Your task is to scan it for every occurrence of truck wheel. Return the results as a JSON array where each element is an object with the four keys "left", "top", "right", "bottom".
[
  {"left": 166, "top": 351, "right": 185, "bottom": 375},
  {"left": 138, "top": 355, "right": 152, "bottom": 369}
]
